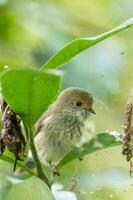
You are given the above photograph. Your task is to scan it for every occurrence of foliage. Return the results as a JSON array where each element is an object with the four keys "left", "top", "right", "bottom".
[
  {"left": 0, "top": 18, "right": 133, "bottom": 199},
  {"left": 57, "top": 133, "right": 121, "bottom": 169},
  {"left": 42, "top": 18, "right": 133, "bottom": 70},
  {"left": 1, "top": 68, "right": 61, "bottom": 128},
  {"left": 5, "top": 177, "right": 55, "bottom": 200}
]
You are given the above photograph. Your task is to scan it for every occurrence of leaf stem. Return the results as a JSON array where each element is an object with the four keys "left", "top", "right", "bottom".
[{"left": 28, "top": 128, "right": 51, "bottom": 188}]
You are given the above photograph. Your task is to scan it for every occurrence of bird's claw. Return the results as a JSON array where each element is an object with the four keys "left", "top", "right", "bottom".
[{"left": 50, "top": 165, "right": 60, "bottom": 176}]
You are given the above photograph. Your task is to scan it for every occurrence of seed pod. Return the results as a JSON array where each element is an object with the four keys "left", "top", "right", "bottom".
[
  {"left": 122, "top": 99, "right": 133, "bottom": 176},
  {"left": 0, "top": 99, "right": 26, "bottom": 171}
]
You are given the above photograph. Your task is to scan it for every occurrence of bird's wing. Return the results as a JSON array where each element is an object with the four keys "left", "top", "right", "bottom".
[{"left": 34, "top": 101, "right": 57, "bottom": 136}]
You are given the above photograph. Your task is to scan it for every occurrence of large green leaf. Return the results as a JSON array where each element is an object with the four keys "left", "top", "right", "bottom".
[
  {"left": 57, "top": 133, "right": 121, "bottom": 169},
  {"left": 5, "top": 177, "right": 55, "bottom": 200},
  {"left": 0, "top": 68, "right": 60, "bottom": 128},
  {"left": 42, "top": 18, "right": 133, "bottom": 70}
]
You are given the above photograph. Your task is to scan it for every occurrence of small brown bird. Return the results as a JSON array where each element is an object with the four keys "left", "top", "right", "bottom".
[{"left": 34, "top": 87, "right": 95, "bottom": 175}]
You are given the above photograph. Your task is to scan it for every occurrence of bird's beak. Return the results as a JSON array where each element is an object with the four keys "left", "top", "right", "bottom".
[{"left": 89, "top": 108, "right": 96, "bottom": 114}]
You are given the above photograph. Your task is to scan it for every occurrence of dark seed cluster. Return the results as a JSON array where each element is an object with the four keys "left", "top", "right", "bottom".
[
  {"left": 0, "top": 99, "right": 26, "bottom": 171},
  {"left": 122, "top": 100, "right": 133, "bottom": 176}
]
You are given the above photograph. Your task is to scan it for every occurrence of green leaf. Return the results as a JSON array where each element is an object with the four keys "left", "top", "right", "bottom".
[
  {"left": 57, "top": 133, "right": 121, "bottom": 169},
  {"left": 5, "top": 177, "right": 55, "bottom": 200},
  {"left": 42, "top": 18, "right": 133, "bottom": 70},
  {"left": 0, "top": 155, "right": 34, "bottom": 175},
  {"left": 0, "top": 68, "right": 61, "bottom": 128}
]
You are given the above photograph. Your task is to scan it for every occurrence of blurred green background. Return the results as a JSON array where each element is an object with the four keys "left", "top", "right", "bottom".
[{"left": 0, "top": 0, "right": 133, "bottom": 200}]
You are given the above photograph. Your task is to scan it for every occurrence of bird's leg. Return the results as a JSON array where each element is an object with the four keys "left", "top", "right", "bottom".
[{"left": 49, "top": 162, "right": 60, "bottom": 176}]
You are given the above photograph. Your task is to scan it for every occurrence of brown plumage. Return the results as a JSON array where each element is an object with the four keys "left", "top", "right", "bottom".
[{"left": 34, "top": 87, "right": 95, "bottom": 175}]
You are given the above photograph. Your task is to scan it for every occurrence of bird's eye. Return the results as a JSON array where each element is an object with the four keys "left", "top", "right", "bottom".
[{"left": 76, "top": 101, "right": 82, "bottom": 106}]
